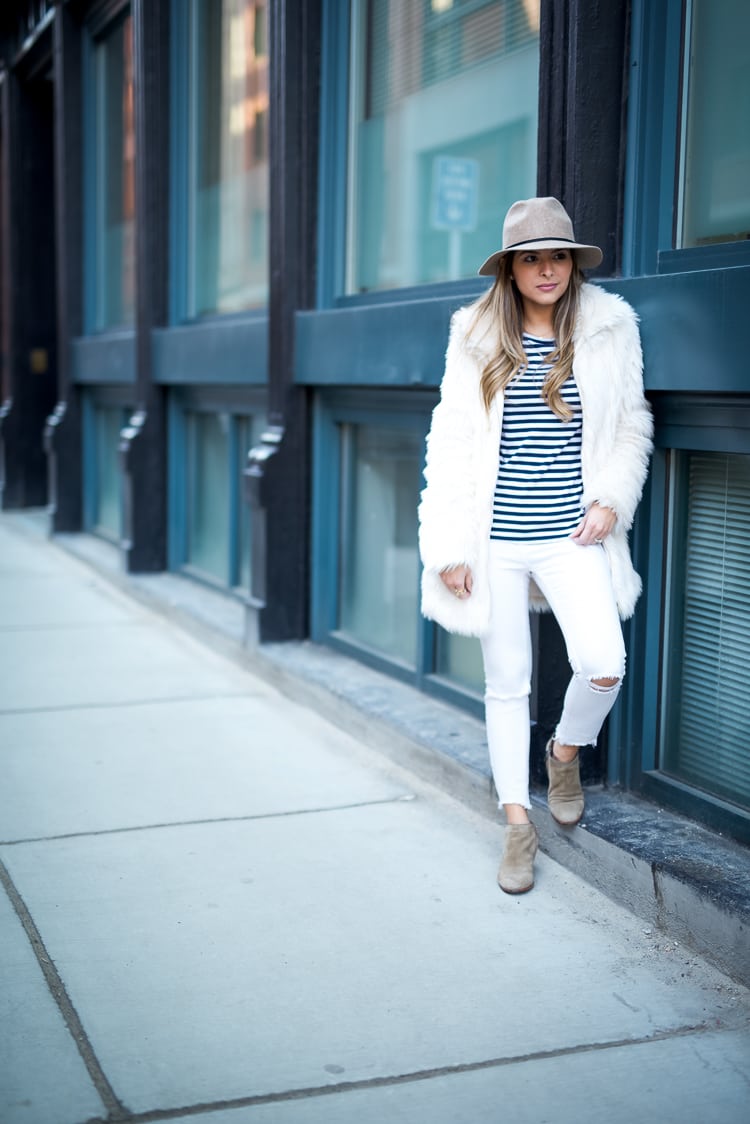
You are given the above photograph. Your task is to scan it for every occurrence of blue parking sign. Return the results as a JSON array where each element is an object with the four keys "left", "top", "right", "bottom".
[{"left": 432, "top": 156, "right": 479, "bottom": 233}]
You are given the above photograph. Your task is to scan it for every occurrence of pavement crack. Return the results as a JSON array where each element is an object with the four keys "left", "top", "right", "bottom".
[
  {"left": 0, "top": 620, "right": 143, "bottom": 633},
  {"left": 74, "top": 1021, "right": 731, "bottom": 1123},
  {"left": 0, "top": 693, "right": 256, "bottom": 718},
  {"left": 0, "top": 858, "right": 127, "bottom": 1119},
  {"left": 0, "top": 795, "right": 417, "bottom": 847}
]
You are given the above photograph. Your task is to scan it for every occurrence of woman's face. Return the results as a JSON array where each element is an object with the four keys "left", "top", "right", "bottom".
[{"left": 511, "top": 249, "right": 573, "bottom": 316}]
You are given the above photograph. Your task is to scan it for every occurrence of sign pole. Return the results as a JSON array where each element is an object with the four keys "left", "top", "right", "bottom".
[{"left": 449, "top": 229, "right": 461, "bottom": 280}]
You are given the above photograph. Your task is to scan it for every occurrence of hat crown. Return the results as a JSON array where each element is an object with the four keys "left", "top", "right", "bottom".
[
  {"left": 476, "top": 196, "right": 603, "bottom": 275},
  {"left": 502, "top": 197, "right": 575, "bottom": 250}
]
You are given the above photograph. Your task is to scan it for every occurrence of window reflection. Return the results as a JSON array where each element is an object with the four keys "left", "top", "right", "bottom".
[
  {"left": 93, "top": 14, "right": 135, "bottom": 330},
  {"left": 349, "top": 0, "right": 540, "bottom": 293},
  {"left": 184, "top": 409, "right": 266, "bottom": 588},
  {"left": 338, "top": 424, "right": 423, "bottom": 666},
  {"left": 680, "top": 0, "right": 750, "bottom": 247},
  {"left": 186, "top": 411, "right": 231, "bottom": 581},
  {"left": 188, "top": 0, "right": 269, "bottom": 316},
  {"left": 93, "top": 405, "right": 125, "bottom": 538}
]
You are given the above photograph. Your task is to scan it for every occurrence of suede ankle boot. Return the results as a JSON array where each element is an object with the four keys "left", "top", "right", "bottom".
[
  {"left": 497, "top": 823, "right": 538, "bottom": 894},
  {"left": 546, "top": 739, "right": 584, "bottom": 825}
]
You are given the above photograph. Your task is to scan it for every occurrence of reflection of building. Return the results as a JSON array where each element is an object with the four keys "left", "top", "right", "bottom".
[
  {"left": 1, "top": 0, "right": 749, "bottom": 851},
  {"left": 193, "top": 0, "right": 269, "bottom": 313},
  {"left": 353, "top": 1, "right": 538, "bottom": 289}
]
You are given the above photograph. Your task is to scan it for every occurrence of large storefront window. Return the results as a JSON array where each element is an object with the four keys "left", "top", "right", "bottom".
[
  {"left": 347, "top": 0, "right": 540, "bottom": 293},
  {"left": 185, "top": 0, "right": 269, "bottom": 316},
  {"left": 661, "top": 452, "right": 750, "bottom": 811},
  {"left": 91, "top": 13, "right": 135, "bottom": 330},
  {"left": 339, "top": 425, "right": 423, "bottom": 665},
  {"left": 679, "top": 0, "right": 750, "bottom": 247}
]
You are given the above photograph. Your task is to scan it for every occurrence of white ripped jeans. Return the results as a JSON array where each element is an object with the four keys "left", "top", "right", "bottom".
[{"left": 480, "top": 538, "right": 626, "bottom": 810}]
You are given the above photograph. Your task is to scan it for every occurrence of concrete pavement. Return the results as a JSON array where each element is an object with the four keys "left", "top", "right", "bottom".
[{"left": 1, "top": 513, "right": 749, "bottom": 1124}]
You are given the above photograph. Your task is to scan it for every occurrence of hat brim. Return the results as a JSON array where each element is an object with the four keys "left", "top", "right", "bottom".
[{"left": 478, "top": 240, "right": 603, "bottom": 275}]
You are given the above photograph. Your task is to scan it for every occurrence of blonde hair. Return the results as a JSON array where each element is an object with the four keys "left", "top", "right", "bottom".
[{"left": 468, "top": 252, "right": 583, "bottom": 422}]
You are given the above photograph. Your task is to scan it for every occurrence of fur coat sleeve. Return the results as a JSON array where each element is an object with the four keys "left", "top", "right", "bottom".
[
  {"left": 418, "top": 284, "right": 653, "bottom": 636},
  {"left": 575, "top": 284, "right": 653, "bottom": 531},
  {"left": 417, "top": 305, "right": 500, "bottom": 636}
]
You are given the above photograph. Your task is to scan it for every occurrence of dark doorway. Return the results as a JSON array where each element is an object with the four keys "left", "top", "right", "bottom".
[{"left": 0, "top": 44, "right": 58, "bottom": 509}]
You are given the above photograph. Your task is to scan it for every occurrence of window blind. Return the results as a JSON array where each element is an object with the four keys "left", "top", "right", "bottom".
[{"left": 663, "top": 453, "right": 750, "bottom": 810}]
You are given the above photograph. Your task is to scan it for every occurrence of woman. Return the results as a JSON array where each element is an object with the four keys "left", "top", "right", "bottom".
[{"left": 418, "top": 197, "right": 653, "bottom": 894}]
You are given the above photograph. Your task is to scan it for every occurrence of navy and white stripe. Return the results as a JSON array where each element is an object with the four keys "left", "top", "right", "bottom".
[{"left": 490, "top": 334, "right": 584, "bottom": 541}]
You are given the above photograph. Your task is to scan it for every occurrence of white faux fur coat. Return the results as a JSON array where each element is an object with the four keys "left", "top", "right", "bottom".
[{"left": 418, "top": 283, "right": 654, "bottom": 636}]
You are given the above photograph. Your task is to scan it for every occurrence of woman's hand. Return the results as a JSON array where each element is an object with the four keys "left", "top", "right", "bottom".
[
  {"left": 570, "top": 503, "right": 617, "bottom": 547},
  {"left": 439, "top": 565, "right": 473, "bottom": 599}
]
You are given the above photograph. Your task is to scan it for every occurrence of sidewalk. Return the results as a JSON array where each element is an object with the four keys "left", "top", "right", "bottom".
[{"left": 1, "top": 514, "right": 749, "bottom": 1124}]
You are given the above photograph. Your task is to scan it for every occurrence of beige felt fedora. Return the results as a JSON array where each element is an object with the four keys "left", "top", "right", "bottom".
[{"left": 478, "top": 197, "right": 603, "bottom": 275}]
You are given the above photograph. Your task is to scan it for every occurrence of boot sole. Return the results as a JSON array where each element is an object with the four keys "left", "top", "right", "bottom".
[
  {"left": 549, "top": 807, "right": 584, "bottom": 827},
  {"left": 498, "top": 880, "right": 535, "bottom": 894}
]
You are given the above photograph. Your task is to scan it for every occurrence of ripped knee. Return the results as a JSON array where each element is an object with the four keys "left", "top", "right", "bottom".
[{"left": 589, "top": 675, "right": 621, "bottom": 692}]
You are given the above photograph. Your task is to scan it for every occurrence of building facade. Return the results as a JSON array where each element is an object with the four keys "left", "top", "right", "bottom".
[{"left": 1, "top": 0, "right": 748, "bottom": 844}]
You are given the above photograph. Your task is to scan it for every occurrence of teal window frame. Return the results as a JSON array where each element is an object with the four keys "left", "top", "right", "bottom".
[
  {"left": 167, "top": 387, "right": 267, "bottom": 592},
  {"left": 311, "top": 388, "right": 484, "bottom": 716},
  {"left": 169, "top": 0, "right": 190, "bottom": 325},
  {"left": 614, "top": 395, "right": 750, "bottom": 844},
  {"left": 82, "top": 3, "right": 135, "bottom": 335},
  {"left": 624, "top": 0, "right": 750, "bottom": 278},
  {"left": 660, "top": 451, "right": 750, "bottom": 810},
  {"left": 317, "top": 0, "right": 351, "bottom": 308},
  {"left": 169, "top": 0, "right": 270, "bottom": 326},
  {"left": 317, "top": 0, "right": 514, "bottom": 312},
  {"left": 620, "top": 0, "right": 750, "bottom": 844}
]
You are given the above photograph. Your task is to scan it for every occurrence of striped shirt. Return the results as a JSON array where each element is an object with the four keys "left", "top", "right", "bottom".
[{"left": 490, "top": 334, "right": 584, "bottom": 541}]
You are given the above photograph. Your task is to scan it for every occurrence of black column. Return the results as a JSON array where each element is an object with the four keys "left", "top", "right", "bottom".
[
  {"left": 0, "top": 51, "right": 58, "bottom": 510},
  {"left": 119, "top": 0, "right": 170, "bottom": 571},
  {"left": 538, "top": 0, "right": 631, "bottom": 277},
  {"left": 532, "top": 0, "right": 631, "bottom": 780},
  {"left": 45, "top": 3, "right": 84, "bottom": 533},
  {"left": 245, "top": 0, "right": 321, "bottom": 642}
]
